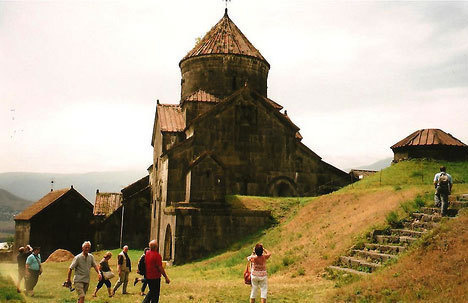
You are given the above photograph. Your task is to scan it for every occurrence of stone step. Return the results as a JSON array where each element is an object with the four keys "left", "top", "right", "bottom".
[
  {"left": 458, "top": 194, "right": 468, "bottom": 201},
  {"left": 420, "top": 207, "right": 458, "bottom": 217},
  {"left": 411, "top": 212, "right": 442, "bottom": 222},
  {"left": 375, "top": 235, "right": 418, "bottom": 245},
  {"left": 364, "top": 243, "right": 406, "bottom": 254},
  {"left": 451, "top": 201, "right": 468, "bottom": 209},
  {"left": 352, "top": 249, "right": 397, "bottom": 263},
  {"left": 390, "top": 229, "right": 425, "bottom": 237},
  {"left": 339, "top": 256, "right": 381, "bottom": 273},
  {"left": 420, "top": 207, "right": 441, "bottom": 215},
  {"left": 403, "top": 221, "right": 439, "bottom": 230},
  {"left": 327, "top": 265, "right": 370, "bottom": 276}
]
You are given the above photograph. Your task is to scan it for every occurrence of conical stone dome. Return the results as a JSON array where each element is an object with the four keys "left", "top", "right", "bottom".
[{"left": 179, "top": 9, "right": 270, "bottom": 100}]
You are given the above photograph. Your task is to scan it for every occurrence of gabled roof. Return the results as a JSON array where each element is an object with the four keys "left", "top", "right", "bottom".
[
  {"left": 157, "top": 104, "right": 185, "bottom": 133},
  {"left": 15, "top": 187, "right": 91, "bottom": 221},
  {"left": 121, "top": 175, "right": 150, "bottom": 200},
  {"left": 180, "top": 9, "right": 269, "bottom": 67},
  {"left": 391, "top": 129, "right": 468, "bottom": 149},
  {"left": 187, "top": 84, "right": 300, "bottom": 132},
  {"left": 94, "top": 192, "right": 122, "bottom": 216},
  {"left": 183, "top": 89, "right": 221, "bottom": 104}
]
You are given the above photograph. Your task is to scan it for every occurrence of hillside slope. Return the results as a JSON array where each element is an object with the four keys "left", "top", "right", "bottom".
[
  {"left": 329, "top": 208, "right": 468, "bottom": 302},
  {"left": 0, "top": 189, "right": 32, "bottom": 236}
]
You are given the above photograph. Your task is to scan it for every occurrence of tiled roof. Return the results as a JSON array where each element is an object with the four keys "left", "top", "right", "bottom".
[
  {"left": 93, "top": 192, "right": 122, "bottom": 216},
  {"left": 391, "top": 129, "right": 468, "bottom": 149},
  {"left": 158, "top": 104, "right": 185, "bottom": 133},
  {"left": 263, "top": 97, "right": 283, "bottom": 110},
  {"left": 15, "top": 189, "right": 70, "bottom": 221},
  {"left": 183, "top": 90, "right": 221, "bottom": 103},
  {"left": 181, "top": 9, "right": 268, "bottom": 65},
  {"left": 121, "top": 175, "right": 150, "bottom": 199}
]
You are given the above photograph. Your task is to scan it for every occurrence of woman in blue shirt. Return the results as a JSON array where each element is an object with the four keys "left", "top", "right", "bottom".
[{"left": 25, "top": 247, "right": 42, "bottom": 296}]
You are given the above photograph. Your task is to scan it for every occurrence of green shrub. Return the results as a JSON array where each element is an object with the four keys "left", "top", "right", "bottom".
[{"left": 386, "top": 211, "right": 400, "bottom": 228}]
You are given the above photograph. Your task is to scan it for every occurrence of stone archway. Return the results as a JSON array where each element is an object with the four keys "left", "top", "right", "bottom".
[
  {"left": 163, "top": 224, "right": 172, "bottom": 261},
  {"left": 268, "top": 177, "right": 297, "bottom": 197}
]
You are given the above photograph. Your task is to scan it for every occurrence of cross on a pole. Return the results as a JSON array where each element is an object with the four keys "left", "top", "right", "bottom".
[{"left": 223, "top": 0, "right": 231, "bottom": 9}]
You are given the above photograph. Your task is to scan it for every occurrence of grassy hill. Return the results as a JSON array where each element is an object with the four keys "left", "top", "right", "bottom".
[{"left": 0, "top": 159, "right": 467, "bottom": 302}]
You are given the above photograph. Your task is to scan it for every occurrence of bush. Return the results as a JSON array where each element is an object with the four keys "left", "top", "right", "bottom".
[{"left": 386, "top": 211, "right": 400, "bottom": 228}]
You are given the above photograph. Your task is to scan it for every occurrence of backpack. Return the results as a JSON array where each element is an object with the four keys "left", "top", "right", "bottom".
[
  {"left": 137, "top": 254, "right": 146, "bottom": 276},
  {"left": 437, "top": 173, "right": 450, "bottom": 194}
]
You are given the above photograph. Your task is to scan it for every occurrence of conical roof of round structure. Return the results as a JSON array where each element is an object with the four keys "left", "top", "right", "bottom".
[
  {"left": 391, "top": 129, "right": 468, "bottom": 149},
  {"left": 180, "top": 9, "right": 269, "bottom": 67}
]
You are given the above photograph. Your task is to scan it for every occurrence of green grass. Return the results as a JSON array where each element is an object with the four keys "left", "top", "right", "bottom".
[
  {"left": 343, "top": 159, "right": 468, "bottom": 190},
  {"left": 0, "top": 273, "right": 24, "bottom": 302}
]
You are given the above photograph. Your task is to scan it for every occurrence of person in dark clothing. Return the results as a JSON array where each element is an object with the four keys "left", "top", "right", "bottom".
[
  {"left": 16, "top": 246, "right": 31, "bottom": 292},
  {"left": 143, "top": 240, "right": 170, "bottom": 303},
  {"left": 92, "top": 251, "right": 114, "bottom": 298},
  {"left": 134, "top": 247, "right": 150, "bottom": 296}
]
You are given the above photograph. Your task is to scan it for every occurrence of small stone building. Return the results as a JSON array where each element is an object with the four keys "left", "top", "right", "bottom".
[
  {"left": 94, "top": 177, "right": 151, "bottom": 250},
  {"left": 391, "top": 129, "right": 468, "bottom": 162},
  {"left": 14, "top": 186, "right": 94, "bottom": 259},
  {"left": 150, "top": 10, "right": 350, "bottom": 264},
  {"left": 349, "top": 169, "right": 377, "bottom": 182}
]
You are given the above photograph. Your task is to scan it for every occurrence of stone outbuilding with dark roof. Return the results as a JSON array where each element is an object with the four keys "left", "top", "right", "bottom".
[
  {"left": 149, "top": 10, "right": 350, "bottom": 264},
  {"left": 93, "top": 177, "right": 151, "bottom": 250},
  {"left": 14, "top": 186, "right": 94, "bottom": 259},
  {"left": 391, "top": 129, "right": 468, "bottom": 162}
]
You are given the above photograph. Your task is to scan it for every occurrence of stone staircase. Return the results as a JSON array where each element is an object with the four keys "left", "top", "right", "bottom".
[{"left": 327, "top": 194, "right": 468, "bottom": 276}]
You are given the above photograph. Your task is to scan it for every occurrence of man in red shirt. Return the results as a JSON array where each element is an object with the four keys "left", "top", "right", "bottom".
[{"left": 143, "top": 240, "right": 170, "bottom": 303}]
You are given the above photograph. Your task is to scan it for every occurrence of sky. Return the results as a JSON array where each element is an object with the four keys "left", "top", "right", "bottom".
[{"left": 1, "top": 0, "right": 467, "bottom": 173}]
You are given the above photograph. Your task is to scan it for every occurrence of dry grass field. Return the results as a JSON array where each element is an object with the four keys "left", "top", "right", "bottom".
[{"left": 1, "top": 159, "right": 467, "bottom": 302}]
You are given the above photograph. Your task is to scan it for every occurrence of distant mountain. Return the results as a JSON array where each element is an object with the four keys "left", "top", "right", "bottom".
[
  {"left": 350, "top": 157, "right": 393, "bottom": 172},
  {"left": 0, "top": 170, "right": 147, "bottom": 203},
  {"left": 0, "top": 188, "right": 32, "bottom": 234}
]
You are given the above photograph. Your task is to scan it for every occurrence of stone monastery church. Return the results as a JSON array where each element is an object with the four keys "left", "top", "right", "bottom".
[{"left": 149, "top": 10, "right": 350, "bottom": 263}]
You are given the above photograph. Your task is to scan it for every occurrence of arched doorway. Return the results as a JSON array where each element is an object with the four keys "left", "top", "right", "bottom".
[
  {"left": 268, "top": 177, "right": 297, "bottom": 197},
  {"left": 163, "top": 225, "right": 172, "bottom": 261}
]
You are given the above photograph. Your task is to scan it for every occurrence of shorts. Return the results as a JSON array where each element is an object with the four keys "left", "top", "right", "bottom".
[
  {"left": 74, "top": 282, "right": 89, "bottom": 298},
  {"left": 250, "top": 275, "right": 268, "bottom": 299}
]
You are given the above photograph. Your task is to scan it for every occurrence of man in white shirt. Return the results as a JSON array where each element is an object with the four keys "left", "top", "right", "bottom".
[{"left": 66, "top": 241, "right": 101, "bottom": 303}]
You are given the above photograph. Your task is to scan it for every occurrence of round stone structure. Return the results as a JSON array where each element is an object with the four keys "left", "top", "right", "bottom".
[{"left": 179, "top": 9, "right": 270, "bottom": 100}]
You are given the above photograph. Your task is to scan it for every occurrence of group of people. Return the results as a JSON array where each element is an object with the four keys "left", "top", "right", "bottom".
[
  {"left": 16, "top": 245, "right": 42, "bottom": 296},
  {"left": 66, "top": 240, "right": 170, "bottom": 303}
]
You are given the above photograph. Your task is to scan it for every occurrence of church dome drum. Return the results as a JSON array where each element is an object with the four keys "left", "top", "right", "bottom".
[{"left": 179, "top": 9, "right": 270, "bottom": 100}]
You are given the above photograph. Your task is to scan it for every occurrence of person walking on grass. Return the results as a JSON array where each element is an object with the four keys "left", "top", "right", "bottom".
[
  {"left": 112, "top": 245, "right": 132, "bottom": 295},
  {"left": 92, "top": 251, "right": 114, "bottom": 298},
  {"left": 434, "top": 166, "right": 453, "bottom": 216},
  {"left": 134, "top": 247, "right": 150, "bottom": 296},
  {"left": 16, "top": 246, "right": 31, "bottom": 293},
  {"left": 24, "top": 246, "right": 42, "bottom": 296},
  {"left": 66, "top": 241, "right": 101, "bottom": 303},
  {"left": 247, "top": 243, "right": 271, "bottom": 303},
  {"left": 143, "top": 240, "right": 170, "bottom": 303}
]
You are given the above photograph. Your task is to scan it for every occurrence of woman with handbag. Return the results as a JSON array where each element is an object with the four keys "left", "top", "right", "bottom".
[
  {"left": 247, "top": 243, "right": 271, "bottom": 303},
  {"left": 92, "top": 251, "right": 114, "bottom": 297}
]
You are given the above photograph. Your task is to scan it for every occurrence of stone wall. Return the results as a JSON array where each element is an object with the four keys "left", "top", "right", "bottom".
[
  {"left": 393, "top": 146, "right": 468, "bottom": 162},
  {"left": 165, "top": 89, "right": 350, "bottom": 202},
  {"left": 163, "top": 207, "right": 271, "bottom": 264},
  {"left": 180, "top": 54, "right": 269, "bottom": 100}
]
